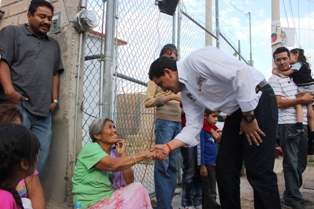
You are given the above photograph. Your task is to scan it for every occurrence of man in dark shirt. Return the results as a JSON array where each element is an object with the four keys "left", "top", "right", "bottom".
[{"left": 0, "top": 0, "right": 64, "bottom": 173}]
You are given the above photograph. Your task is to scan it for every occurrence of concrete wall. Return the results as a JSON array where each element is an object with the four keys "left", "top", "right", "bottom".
[{"left": 0, "top": 0, "right": 84, "bottom": 207}]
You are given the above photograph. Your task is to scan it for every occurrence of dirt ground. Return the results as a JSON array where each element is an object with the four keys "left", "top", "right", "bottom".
[
  {"left": 170, "top": 155, "right": 314, "bottom": 209},
  {"left": 239, "top": 155, "right": 314, "bottom": 209}
]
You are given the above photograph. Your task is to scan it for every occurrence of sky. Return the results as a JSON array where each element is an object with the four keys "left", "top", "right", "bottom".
[{"left": 182, "top": 0, "right": 314, "bottom": 79}]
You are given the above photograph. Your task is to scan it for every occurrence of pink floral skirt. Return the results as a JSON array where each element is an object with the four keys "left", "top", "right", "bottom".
[{"left": 88, "top": 182, "right": 152, "bottom": 209}]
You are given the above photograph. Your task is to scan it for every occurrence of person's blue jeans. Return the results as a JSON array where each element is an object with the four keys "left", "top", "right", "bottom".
[
  {"left": 277, "top": 124, "right": 308, "bottom": 204},
  {"left": 180, "top": 147, "right": 202, "bottom": 207},
  {"left": 154, "top": 118, "right": 181, "bottom": 209},
  {"left": 18, "top": 104, "right": 52, "bottom": 173},
  {"left": 216, "top": 84, "right": 281, "bottom": 209}
]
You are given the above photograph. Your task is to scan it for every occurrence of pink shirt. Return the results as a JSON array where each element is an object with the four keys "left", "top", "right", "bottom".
[{"left": 0, "top": 190, "right": 19, "bottom": 209}]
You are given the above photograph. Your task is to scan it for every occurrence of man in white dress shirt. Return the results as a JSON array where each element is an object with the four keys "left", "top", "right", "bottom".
[{"left": 149, "top": 46, "right": 281, "bottom": 209}]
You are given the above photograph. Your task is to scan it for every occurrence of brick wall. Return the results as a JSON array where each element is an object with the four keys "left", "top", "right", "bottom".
[{"left": 0, "top": 0, "right": 60, "bottom": 29}]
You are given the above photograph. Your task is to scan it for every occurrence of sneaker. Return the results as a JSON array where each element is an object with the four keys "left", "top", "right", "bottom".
[
  {"left": 195, "top": 205, "right": 202, "bottom": 209},
  {"left": 282, "top": 201, "right": 314, "bottom": 209},
  {"left": 288, "top": 129, "right": 305, "bottom": 138},
  {"left": 179, "top": 206, "right": 193, "bottom": 209}
]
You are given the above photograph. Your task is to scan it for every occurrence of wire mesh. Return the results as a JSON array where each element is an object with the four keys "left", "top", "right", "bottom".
[
  {"left": 82, "top": 0, "right": 175, "bottom": 194},
  {"left": 81, "top": 0, "right": 243, "bottom": 197}
]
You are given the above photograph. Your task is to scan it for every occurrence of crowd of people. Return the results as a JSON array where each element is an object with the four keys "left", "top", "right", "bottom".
[{"left": 0, "top": 1, "right": 313, "bottom": 209}]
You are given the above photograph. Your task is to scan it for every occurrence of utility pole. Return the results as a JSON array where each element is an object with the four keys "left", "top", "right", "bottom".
[
  {"left": 272, "top": 0, "right": 280, "bottom": 66},
  {"left": 205, "top": 0, "right": 212, "bottom": 46},
  {"left": 215, "top": 0, "right": 219, "bottom": 48},
  {"left": 248, "top": 12, "right": 252, "bottom": 66}
]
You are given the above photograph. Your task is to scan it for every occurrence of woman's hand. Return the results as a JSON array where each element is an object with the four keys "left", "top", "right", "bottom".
[
  {"left": 115, "top": 139, "right": 126, "bottom": 157},
  {"left": 142, "top": 150, "right": 155, "bottom": 160}
]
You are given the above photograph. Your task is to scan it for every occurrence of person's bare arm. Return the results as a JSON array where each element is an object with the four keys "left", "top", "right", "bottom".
[
  {"left": 272, "top": 66, "right": 295, "bottom": 77},
  {"left": 50, "top": 74, "right": 59, "bottom": 112},
  {"left": 25, "top": 175, "right": 45, "bottom": 209},
  {"left": 114, "top": 140, "right": 135, "bottom": 184},
  {"left": 94, "top": 150, "right": 154, "bottom": 172},
  {"left": 210, "top": 129, "right": 220, "bottom": 141},
  {"left": 0, "top": 60, "right": 28, "bottom": 104},
  {"left": 121, "top": 167, "right": 134, "bottom": 185},
  {"left": 276, "top": 93, "right": 314, "bottom": 109}
]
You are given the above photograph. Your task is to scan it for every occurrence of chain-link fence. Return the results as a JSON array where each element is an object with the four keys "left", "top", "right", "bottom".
[{"left": 81, "top": 0, "right": 248, "bottom": 195}]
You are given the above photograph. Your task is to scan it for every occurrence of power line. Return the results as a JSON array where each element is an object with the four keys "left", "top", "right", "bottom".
[
  {"left": 226, "top": 0, "right": 246, "bottom": 15},
  {"left": 282, "top": 0, "right": 290, "bottom": 27},
  {"left": 288, "top": 0, "right": 300, "bottom": 47}
]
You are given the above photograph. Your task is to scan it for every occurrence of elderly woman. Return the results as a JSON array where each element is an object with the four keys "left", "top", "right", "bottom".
[{"left": 72, "top": 117, "right": 154, "bottom": 209}]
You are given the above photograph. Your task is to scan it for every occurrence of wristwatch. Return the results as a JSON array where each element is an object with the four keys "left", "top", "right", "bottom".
[{"left": 242, "top": 113, "right": 255, "bottom": 123}]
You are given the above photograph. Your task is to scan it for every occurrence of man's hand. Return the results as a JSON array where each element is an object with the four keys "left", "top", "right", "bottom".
[
  {"left": 239, "top": 119, "right": 265, "bottom": 146},
  {"left": 50, "top": 102, "right": 58, "bottom": 113},
  {"left": 297, "top": 92, "right": 314, "bottom": 104},
  {"left": 150, "top": 144, "right": 169, "bottom": 161},
  {"left": 5, "top": 90, "right": 28, "bottom": 104}
]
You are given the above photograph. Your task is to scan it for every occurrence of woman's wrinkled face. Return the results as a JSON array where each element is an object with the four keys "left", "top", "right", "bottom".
[{"left": 100, "top": 121, "right": 119, "bottom": 144}]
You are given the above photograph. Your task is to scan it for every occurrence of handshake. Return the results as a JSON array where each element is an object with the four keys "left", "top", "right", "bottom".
[{"left": 149, "top": 143, "right": 173, "bottom": 160}]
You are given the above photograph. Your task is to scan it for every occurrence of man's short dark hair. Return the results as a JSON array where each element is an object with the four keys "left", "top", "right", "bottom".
[
  {"left": 149, "top": 57, "right": 177, "bottom": 80},
  {"left": 28, "top": 0, "right": 54, "bottom": 16},
  {"left": 273, "top": 47, "right": 290, "bottom": 59}
]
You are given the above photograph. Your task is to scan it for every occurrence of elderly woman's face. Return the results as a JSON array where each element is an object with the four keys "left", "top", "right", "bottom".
[{"left": 100, "top": 120, "right": 119, "bottom": 143}]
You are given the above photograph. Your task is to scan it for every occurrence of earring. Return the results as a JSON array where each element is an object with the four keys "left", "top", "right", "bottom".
[{"left": 26, "top": 166, "right": 29, "bottom": 170}]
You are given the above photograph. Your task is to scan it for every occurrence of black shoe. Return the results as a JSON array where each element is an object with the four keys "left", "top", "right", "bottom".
[
  {"left": 288, "top": 129, "right": 305, "bottom": 138},
  {"left": 282, "top": 201, "right": 313, "bottom": 209},
  {"left": 301, "top": 199, "right": 310, "bottom": 204}
]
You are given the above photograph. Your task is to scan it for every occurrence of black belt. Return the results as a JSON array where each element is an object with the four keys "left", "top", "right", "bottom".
[{"left": 255, "top": 79, "right": 268, "bottom": 93}]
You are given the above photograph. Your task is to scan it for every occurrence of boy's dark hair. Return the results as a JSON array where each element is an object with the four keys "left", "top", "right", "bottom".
[
  {"left": 28, "top": 0, "right": 54, "bottom": 15},
  {"left": 0, "top": 124, "right": 40, "bottom": 209},
  {"left": 149, "top": 57, "right": 177, "bottom": 80},
  {"left": 273, "top": 47, "right": 290, "bottom": 59},
  {"left": 204, "top": 109, "right": 220, "bottom": 116},
  {"left": 290, "top": 48, "right": 310, "bottom": 68},
  {"left": 159, "top": 44, "right": 178, "bottom": 58}
]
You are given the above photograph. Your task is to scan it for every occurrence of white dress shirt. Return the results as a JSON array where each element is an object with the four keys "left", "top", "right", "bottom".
[{"left": 175, "top": 46, "right": 265, "bottom": 146}]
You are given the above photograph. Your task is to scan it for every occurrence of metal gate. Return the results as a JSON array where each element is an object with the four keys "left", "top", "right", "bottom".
[{"left": 81, "top": 0, "right": 246, "bottom": 195}]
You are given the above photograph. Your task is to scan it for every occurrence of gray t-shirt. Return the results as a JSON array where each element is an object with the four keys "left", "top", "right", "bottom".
[{"left": 0, "top": 24, "right": 64, "bottom": 117}]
